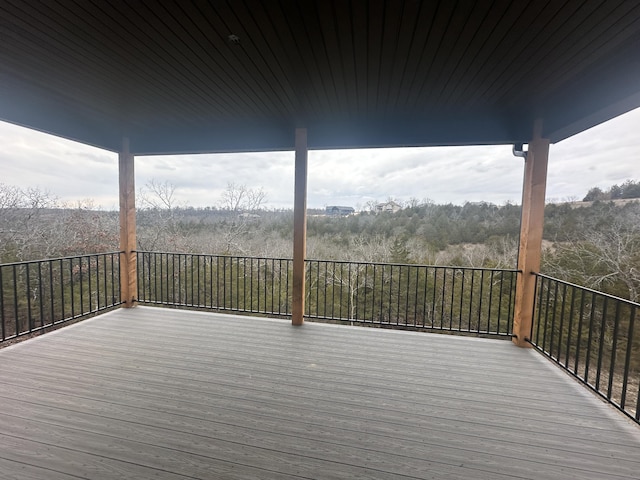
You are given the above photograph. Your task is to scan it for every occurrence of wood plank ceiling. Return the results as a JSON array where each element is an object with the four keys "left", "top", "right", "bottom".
[{"left": 1, "top": 0, "right": 640, "bottom": 154}]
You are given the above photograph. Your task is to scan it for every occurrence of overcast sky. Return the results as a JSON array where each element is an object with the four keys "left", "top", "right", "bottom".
[{"left": 1, "top": 107, "right": 638, "bottom": 211}]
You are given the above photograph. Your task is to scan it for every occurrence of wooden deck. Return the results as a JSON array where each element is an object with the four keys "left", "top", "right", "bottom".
[{"left": 0, "top": 307, "right": 639, "bottom": 479}]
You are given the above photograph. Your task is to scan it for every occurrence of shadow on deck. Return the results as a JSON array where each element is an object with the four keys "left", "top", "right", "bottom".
[{"left": 0, "top": 307, "right": 638, "bottom": 479}]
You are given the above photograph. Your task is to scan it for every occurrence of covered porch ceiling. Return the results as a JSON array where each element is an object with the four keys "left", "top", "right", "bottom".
[{"left": 1, "top": 0, "right": 640, "bottom": 155}]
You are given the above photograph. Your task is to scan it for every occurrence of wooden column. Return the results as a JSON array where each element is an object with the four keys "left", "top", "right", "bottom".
[
  {"left": 292, "top": 128, "right": 308, "bottom": 326},
  {"left": 119, "top": 138, "right": 137, "bottom": 307},
  {"left": 513, "top": 124, "right": 550, "bottom": 347}
]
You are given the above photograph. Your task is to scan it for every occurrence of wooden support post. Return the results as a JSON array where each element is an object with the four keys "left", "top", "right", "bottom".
[
  {"left": 292, "top": 128, "right": 308, "bottom": 326},
  {"left": 513, "top": 124, "right": 550, "bottom": 347},
  {"left": 119, "top": 138, "right": 137, "bottom": 307}
]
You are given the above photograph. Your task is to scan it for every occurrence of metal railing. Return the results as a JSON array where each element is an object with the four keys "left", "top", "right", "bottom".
[
  {"left": 136, "top": 252, "right": 518, "bottom": 336},
  {"left": 305, "top": 260, "right": 518, "bottom": 336},
  {"left": 4, "top": 250, "right": 638, "bottom": 425},
  {"left": 136, "top": 251, "right": 293, "bottom": 316},
  {"left": 0, "top": 252, "right": 122, "bottom": 343},
  {"left": 531, "top": 273, "right": 639, "bottom": 423}
]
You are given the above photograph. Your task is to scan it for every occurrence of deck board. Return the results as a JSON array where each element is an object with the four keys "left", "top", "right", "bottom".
[{"left": 0, "top": 307, "right": 638, "bottom": 479}]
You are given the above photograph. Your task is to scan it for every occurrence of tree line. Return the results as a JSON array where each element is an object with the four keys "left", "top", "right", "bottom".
[
  {"left": 1, "top": 180, "right": 638, "bottom": 302},
  {"left": 582, "top": 179, "right": 640, "bottom": 202}
]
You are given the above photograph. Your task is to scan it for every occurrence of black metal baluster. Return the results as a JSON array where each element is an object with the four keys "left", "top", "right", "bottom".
[
  {"left": 422, "top": 267, "right": 429, "bottom": 328},
  {"left": 49, "top": 259, "right": 55, "bottom": 323},
  {"left": 556, "top": 283, "right": 568, "bottom": 362},
  {"left": 534, "top": 276, "right": 545, "bottom": 346},
  {"left": 371, "top": 264, "right": 376, "bottom": 323},
  {"left": 477, "top": 270, "right": 484, "bottom": 333},
  {"left": 414, "top": 267, "right": 420, "bottom": 327},
  {"left": 12, "top": 265, "right": 19, "bottom": 335},
  {"left": 431, "top": 268, "right": 437, "bottom": 328},
  {"left": 278, "top": 259, "right": 283, "bottom": 314},
  {"left": 250, "top": 257, "right": 255, "bottom": 312},
  {"left": 331, "top": 262, "right": 342, "bottom": 318},
  {"left": 496, "top": 271, "right": 504, "bottom": 334},
  {"left": 344, "top": 263, "right": 349, "bottom": 321},
  {"left": 263, "top": 258, "right": 268, "bottom": 313},
  {"left": 439, "top": 269, "right": 447, "bottom": 328},
  {"left": 323, "top": 261, "right": 328, "bottom": 318},
  {"left": 286, "top": 259, "right": 291, "bottom": 315},
  {"left": 159, "top": 252, "right": 165, "bottom": 304},
  {"left": 542, "top": 277, "right": 553, "bottom": 353},
  {"left": 584, "top": 292, "right": 597, "bottom": 384},
  {"left": 111, "top": 253, "right": 117, "bottom": 305},
  {"left": 595, "top": 297, "right": 609, "bottom": 391},
  {"left": 379, "top": 265, "right": 385, "bottom": 324},
  {"left": 620, "top": 306, "right": 636, "bottom": 410},
  {"left": 26, "top": 263, "right": 33, "bottom": 330},
  {"left": 139, "top": 253, "right": 145, "bottom": 303},
  {"left": 388, "top": 265, "right": 394, "bottom": 324},
  {"left": 549, "top": 279, "right": 561, "bottom": 359},
  {"left": 69, "top": 259, "right": 75, "bottom": 318},
  {"left": 37, "top": 261, "right": 44, "bottom": 327},
  {"left": 270, "top": 258, "right": 275, "bottom": 314},
  {"left": 256, "top": 259, "right": 261, "bottom": 312},
  {"left": 459, "top": 268, "right": 465, "bottom": 331},
  {"left": 449, "top": 268, "right": 456, "bottom": 330},
  {"left": 395, "top": 265, "right": 402, "bottom": 325},
  {"left": 61, "top": 258, "right": 66, "bottom": 317},
  {"left": 89, "top": 255, "right": 94, "bottom": 312},
  {"left": 172, "top": 254, "right": 177, "bottom": 305},
  {"left": 564, "top": 285, "right": 577, "bottom": 367},
  {"left": 574, "top": 288, "right": 587, "bottom": 375},
  {"left": 403, "top": 266, "right": 410, "bottom": 326},
  {"left": 507, "top": 271, "right": 515, "bottom": 334},
  {"left": 0, "top": 266, "right": 5, "bottom": 340},
  {"left": 354, "top": 262, "right": 359, "bottom": 321},
  {"left": 103, "top": 253, "right": 108, "bottom": 308},
  {"left": 606, "top": 301, "right": 622, "bottom": 400}
]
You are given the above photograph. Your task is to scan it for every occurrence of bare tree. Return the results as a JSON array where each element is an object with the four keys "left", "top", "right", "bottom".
[
  {"left": 220, "top": 182, "right": 245, "bottom": 212},
  {"left": 222, "top": 182, "right": 267, "bottom": 212},
  {"left": 363, "top": 199, "right": 379, "bottom": 213},
  {"left": 312, "top": 235, "right": 392, "bottom": 321},
  {"left": 0, "top": 184, "right": 62, "bottom": 261},
  {"left": 139, "top": 179, "right": 176, "bottom": 211},
  {"left": 55, "top": 200, "right": 118, "bottom": 256},
  {"left": 216, "top": 183, "right": 268, "bottom": 254},
  {"left": 544, "top": 205, "right": 640, "bottom": 302},
  {"left": 137, "top": 179, "right": 185, "bottom": 251},
  {"left": 348, "top": 234, "right": 392, "bottom": 263},
  {"left": 246, "top": 187, "right": 267, "bottom": 212},
  {"left": 220, "top": 182, "right": 266, "bottom": 212}
]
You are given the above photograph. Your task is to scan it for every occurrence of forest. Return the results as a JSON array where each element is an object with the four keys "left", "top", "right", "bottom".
[{"left": 1, "top": 180, "right": 638, "bottom": 304}]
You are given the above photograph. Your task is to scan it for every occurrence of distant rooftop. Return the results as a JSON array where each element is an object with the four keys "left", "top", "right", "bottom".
[{"left": 326, "top": 206, "right": 355, "bottom": 216}]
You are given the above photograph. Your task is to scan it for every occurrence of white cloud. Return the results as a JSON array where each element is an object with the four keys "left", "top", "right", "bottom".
[
  {"left": 547, "top": 107, "right": 640, "bottom": 201},
  {"left": 0, "top": 106, "right": 638, "bottom": 209}
]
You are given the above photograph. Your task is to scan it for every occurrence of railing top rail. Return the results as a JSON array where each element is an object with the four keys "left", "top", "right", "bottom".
[
  {"left": 136, "top": 251, "right": 521, "bottom": 273},
  {"left": 0, "top": 251, "right": 124, "bottom": 268},
  {"left": 533, "top": 272, "right": 640, "bottom": 308},
  {"left": 307, "top": 258, "right": 521, "bottom": 272},
  {"left": 135, "top": 251, "right": 293, "bottom": 262}
]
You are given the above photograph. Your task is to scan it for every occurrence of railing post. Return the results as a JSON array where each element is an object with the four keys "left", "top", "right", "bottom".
[
  {"left": 513, "top": 122, "right": 549, "bottom": 347},
  {"left": 119, "top": 138, "right": 137, "bottom": 307},
  {"left": 292, "top": 128, "right": 308, "bottom": 326}
]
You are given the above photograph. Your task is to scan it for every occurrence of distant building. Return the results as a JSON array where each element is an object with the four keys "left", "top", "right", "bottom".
[
  {"left": 326, "top": 205, "right": 355, "bottom": 216},
  {"left": 375, "top": 201, "right": 402, "bottom": 214}
]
